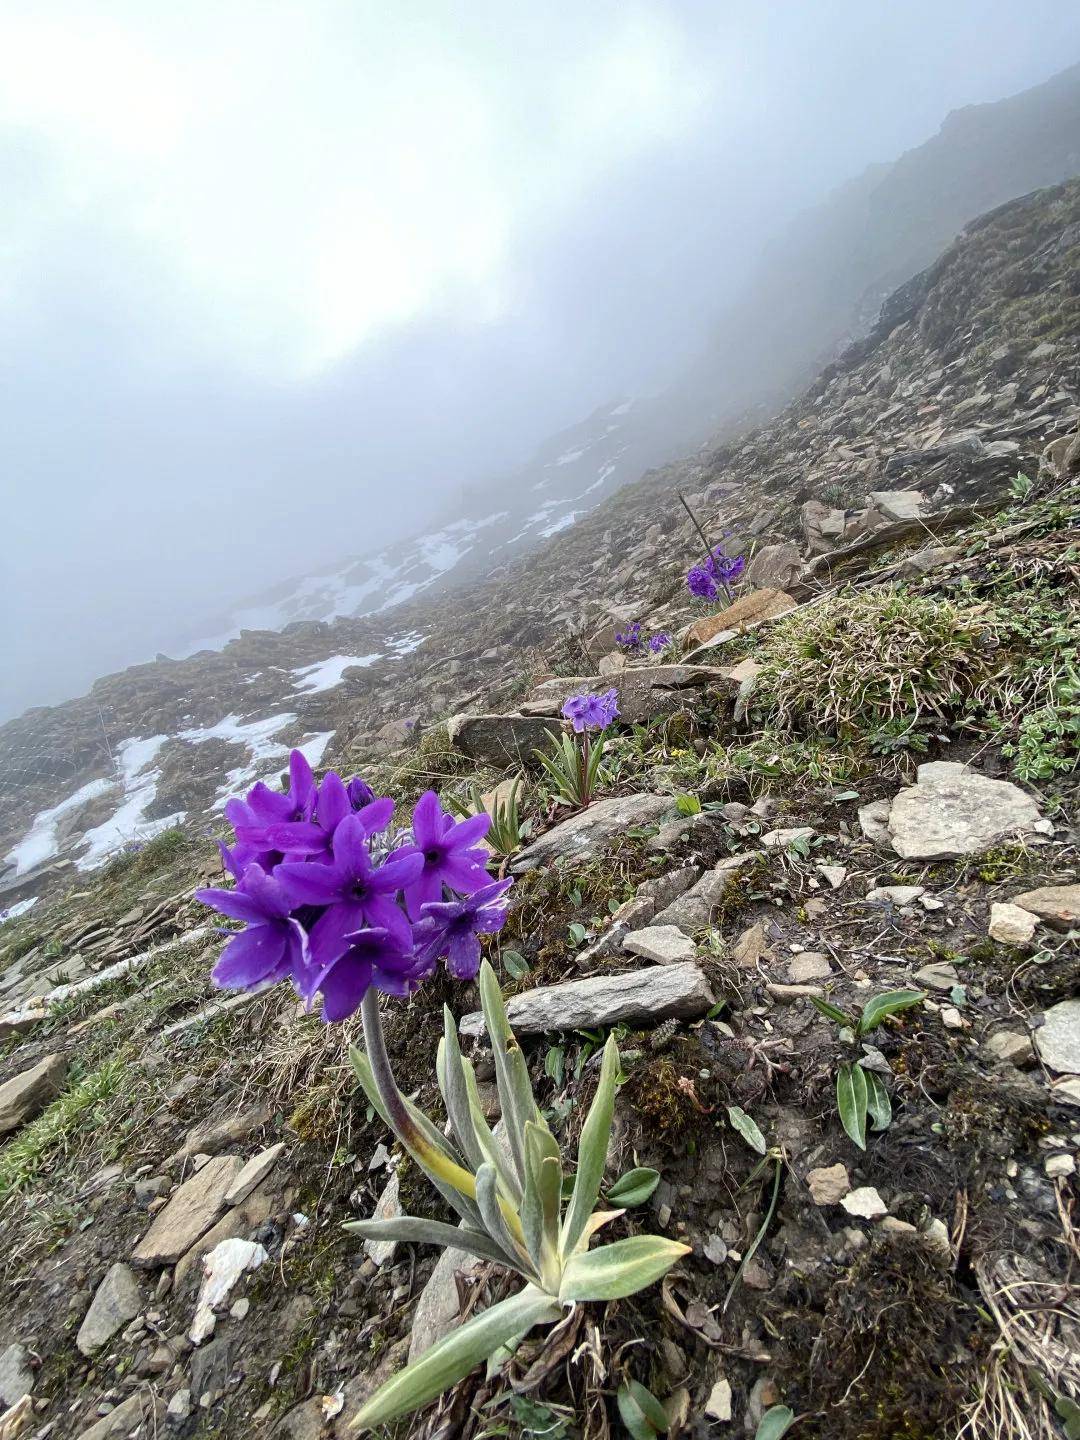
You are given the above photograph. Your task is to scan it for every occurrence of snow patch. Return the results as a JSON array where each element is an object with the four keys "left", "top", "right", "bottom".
[
  {"left": 5, "top": 777, "right": 114, "bottom": 876},
  {"left": 76, "top": 735, "right": 185, "bottom": 871},
  {"left": 0, "top": 896, "right": 38, "bottom": 924},
  {"left": 291, "top": 655, "right": 381, "bottom": 694}
]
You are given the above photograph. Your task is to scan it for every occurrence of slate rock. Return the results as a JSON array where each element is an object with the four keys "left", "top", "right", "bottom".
[
  {"left": 132, "top": 1154, "right": 244, "bottom": 1267},
  {"left": 459, "top": 963, "right": 714, "bottom": 1038},
  {"left": 511, "top": 793, "right": 671, "bottom": 872},
  {"left": 0, "top": 1052, "right": 67, "bottom": 1135},
  {"left": 1036, "top": 1000, "right": 1080, "bottom": 1075},
  {"left": 651, "top": 855, "right": 755, "bottom": 935},
  {"left": 189, "top": 1335, "right": 232, "bottom": 1403},
  {"left": 746, "top": 542, "right": 802, "bottom": 591},
  {"left": 0, "top": 1342, "right": 34, "bottom": 1406},
  {"left": 887, "top": 763, "right": 1042, "bottom": 859},
  {"left": 363, "top": 1169, "right": 402, "bottom": 1267},
  {"left": 447, "top": 713, "right": 562, "bottom": 768},
  {"left": 224, "top": 1142, "right": 285, "bottom": 1206},
  {"left": 623, "top": 925, "right": 697, "bottom": 965},
  {"left": 408, "top": 1247, "right": 480, "bottom": 1362},
  {"left": 1011, "top": 885, "right": 1080, "bottom": 929},
  {"left": 77, "top": 1391, "right": 164, "bottom": 1439},
  {"left": 77, "top": 1263, "right": 143, "bottom": 1356}
]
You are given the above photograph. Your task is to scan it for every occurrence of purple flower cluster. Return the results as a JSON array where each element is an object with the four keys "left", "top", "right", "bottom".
[
  {"left": 686, "top": 546, "right": 746, "bottom": 603},
  {"left": 614, "top": 620, "right": 643, "bottom": 652},
  {"left": 562, "top": 688, "right": 620, "bottom": 733},
  {"left": 197, "top": 750, "right": 511, "bottom": 1022}
]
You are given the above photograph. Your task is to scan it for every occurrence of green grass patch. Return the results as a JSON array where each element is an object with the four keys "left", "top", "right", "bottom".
[{"left": 0, "top": 1055, "right": 130, "bottom": 1200}]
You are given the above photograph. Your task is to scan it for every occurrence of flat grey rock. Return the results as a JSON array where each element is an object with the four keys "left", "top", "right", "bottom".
[
  {"left": 77, "top": 1390, "right": 164, "bottom": 1439},
  {"left": 1036, "top": 1000, "right": 1080, "bottom": 1075},
  {"left": 887, "top": 763, "right": 1042, "bottom": 859},
  {"left": 363, "top": 1169, "right": 401, "bottom": 1267},
  {"left": 650, "top": 855, "right": 755, "bottom": 934},
  {"left": 77, "top": 1262, "right": 143, "bottom": 1356},
  {"left": 459, "top": 962, "right": 714, "bottom": 1038},
  {"left": 1012, "top": 885, "right": 1080, "bottom": 929},
  {"left": 132, "top": 1154, "right": 244, "bottom": 1267},
  {"left": 0, "top": 1052, "right": 67, "bottom": 1135},
  {"left": 0, "top": 1342, "right": 34, "bottom": 1406},
  {"left": 511, "top": 793, "right": 671, "bottom": 873},
  {"left": 408, "top": 1246, "right": 481, "bottom": 1362},
  {"left": 623, "top": 925, "right": 697, "bottom": 965},
  {"left": 224, "top": 1142, "right": 285, "bottom": 1206},
  {"left": 447, "top": 713, "right": 562, "bottom": 768}
]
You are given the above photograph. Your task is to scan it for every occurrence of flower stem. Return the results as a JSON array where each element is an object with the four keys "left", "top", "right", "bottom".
[{"left": 580, "top": 732, "right": 591, "bottom": 806}]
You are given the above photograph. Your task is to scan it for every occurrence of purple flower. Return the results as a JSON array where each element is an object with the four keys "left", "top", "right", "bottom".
[
  {"left": 346, "top": 775, "right": 376, "bottom": 810},
  {"left": 648, "top": 633, "right": 671, "bottom": 653},
  {"left": 562, "top": 688, "right": 620, "bottom": 733},
  {"left": 686, "top": 546, "right": 745, "bottom": 602},
  {"left": 711, "top": 551, "right": 746, "bottom": 586},
  {"left": 260, "top": 772, "right": 393, "bottom": 859},
  {"left": 400, "top": 791, "right": 492, "bottom": 921},
  {"left": 413, "top": 878, "right": 514, "bottom": 980},
  {"left": 274, "top": 813, "right": 424, "bottom": 962},
  {"left": 308, "top": 927, "right": 426, "bottom": 1021},
  {"left": 614, "top": 620, "right": 643, "bottom": 652},
  {"left": 687, "top": 564, "right": 718, "bottom": 601},
  {"left": 197, "top": 864, "right": 313, "bottom": 994}
]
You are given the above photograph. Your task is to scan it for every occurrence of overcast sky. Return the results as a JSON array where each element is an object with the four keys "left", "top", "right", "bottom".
[{"left": 4, "top": 1, "right": 1080, "bottom": 719}]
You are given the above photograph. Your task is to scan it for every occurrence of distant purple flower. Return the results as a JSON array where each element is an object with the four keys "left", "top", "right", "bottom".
[
  {"left": 686, "top": 546, "right": 745, "bottom": 602},
  {"left": 687, "top": 564, "right": 718, "bottom": 601},
  {"left": 614, "top": 621, "right": 643, "bottom": 652},
  {"left": 347, "top": 776, "right": 376, "bottom": 810},
  {"left": 413, "top": 878, "right": 514, "bottom": 980},
  {"left": 275, "top": 814, "right": 424, "bottom": 961},
  {"left": 562, "top": 688, "right": 619, "bottom": 733},
  {"left": 197, "top": 864, "right": 314, "bottom": 994},
  {"left": 648, "top": 633, "right": 671, "bottom": 653},
  {"left": 308, "top": 927, "right": 426, "bottom": 1021},
  {"left": 400, "top": 791, "right": 492, "bottom": 920}
]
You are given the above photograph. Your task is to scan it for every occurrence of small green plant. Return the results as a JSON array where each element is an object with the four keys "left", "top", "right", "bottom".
[
  {"left": 346, "top": 962, "right": 688, "bottom": 1430},
  {"left": 448, "top": 777, "right": 532, "bottom": 856},
  {"left": 810, "top": 990, "right": 924, "bottom": 1150},
  {"left": 617, "top": 1379, "right": 669, "bottom": 1439},
  {"left": 535, "top": 728, "right": 610, "bottom": 809},
  {"left": 756, "top": 1406, "right": 796, "bottom": 1440}
]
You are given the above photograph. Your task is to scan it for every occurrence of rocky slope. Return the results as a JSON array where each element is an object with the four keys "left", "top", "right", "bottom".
[{"left": 0, "top": 177, "right": 1076, "bottom": 1440}]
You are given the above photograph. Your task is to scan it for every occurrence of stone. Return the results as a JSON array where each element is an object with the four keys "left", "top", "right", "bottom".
[
  {"left": 77, "top": 1391, "right": 164, "bottom": 1439},
  {"left": 941, "top": 1006, "right": 966, "bottom": 1030},
  {"left": 817, "top": 865, "right": 847, "bottom": 889},
  {"left": 787, "top": 953, "right": 832, "bottom": 982},
  {"left": 650, "top": 855, "right": 756, "bottom": 935},
  {"left": 77, "top": 1263, "right": 143, "bottom": 1356},
  {"left": 866, "top": 885, "right": 924, "bottom": 906},
  {"left": 189, "top": 1336, "right": 231, "bottom": 1404},
  {"left": 858, "top": 799, "right": 893, "bottom": 849},
  {"left": 704, "top": 1377, "right": 733, "bottom": 1422},
  {"left": 171, "top": 1104, "right": 272, "bottom": 1162},
  {"left": 511, "top": 793, "right": 671, "bottom": 873},
  {"left": 190, "top": 1238, "right": 268, "bottom": 1344},
  {"left": 363, "top": 1169, "right": 401, "bottom": 1267},
  {"left": 1045, "top": 1154, "right": 1076, "bottom": 1179},
  {"left": 0, "top": 1052, "right": 67, "bottom": 1135},
  {"left": 746, "top": 542, "right": 801, "bottom": 591},
  {"left": 806, "top": 1164, "right": 850, "bottom": 1205},
  {"left": 762, "top": 826, "right": 816, "bottom": 849},
  {"left": 914, "top": 961, "right": 958, "bottom": 991},
  {"left": 224, "top": 1143, "right": 285, "bottom": 1206},
  {"left": 867, "top": 489, "right": 924, "bottom": 521},
  {"left": 988, "top": 903, "right": 1038, "bottom": 946},
  {"left": 174, "top": 1172, "right": 279, "bottom": 1291},
  {"left": 766, "top": 982, "right": 823, "bottom": 1002},
  {"left": 886, "top": 762, "right": 1042, "bottom": 859},
  {"left": 623, "top": 925, "right": 697, "bottom": 965},
  {"left": 408, "top": 1247, "right": 481, "bottom": 1362},
  {"left": 132, "top": 1154, "right": 244, "bottom": 1267},
  {"left": 841, "top": 1187, "right": 888, "bottom": 1220},
  {"left": 1011, "top": 885, "right": 1080, "bottom": 930},
  {"left": 0, "top": 1343, "right": 34, "bottom": 1407},
  {"left": 732, "top": 922, "right": 768, "bottom": 968},
  {"left": 879, "top": 1216, "right": 918, "bottom": 1238},
  {"left": 1036, "top": 1001, "right": 1080, "bottom": 1075},
  {"left": 446, "top": 713, "right": 561, "bottom": 768},
  {"left": 166, "top": 1388, "right": 192, "bottom": 1426},
  {"left": 984, "top": 1031, "right": 1035, "bottom": 1066},
  {"left": 683, "top": 589, "right": 795, "bottom": 647},
  {"left": 458, "top": 963, "right": 714, "bottom": 1038}
]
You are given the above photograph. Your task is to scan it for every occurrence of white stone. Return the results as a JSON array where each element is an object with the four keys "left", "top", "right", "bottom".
[
  {"left": 363, "top": 1169, "right": 401, "bottom": 1267},
  {"left": 623, "top": 925, "right": 697, "bottom": 965},
  {"left": 189, "top": 1238, "right": 267, "bottom": 1344},
  {"left": 762, "top": 826, "right": 816, "bottom": 849},
  {"left": 787, "top": 953, "right": 832, "bottom": 983},
  {"left": 941, "top": 1006, "right": 967, "bottom": 1030},
  {"left": 841, "top": 1187, "right": 888, "bottom": 1219},
  {"left": 887, "top": 763, "right": 1042, "bottom": 860},
  {"left": 866, "top": 885, "right": 924, "bottom": 905},
  {"left": 704, "top": 1377, "right": 733, "bottom": 1421},
  {"left": 1044, "top": 1153, "right": 1076, "bottom": 1180},
  {"left": 817, "top": 865, "right": 847, "bottom": 889},
  {"left": 1036, "top": 1000, "right": 1080, "bottom": 1074},
  {"left": 988, "top": 903, "right": 1037, "bottom": 946},
  {"left": 984, "top": 1031, "right": 1034, "bottom": 1065}
]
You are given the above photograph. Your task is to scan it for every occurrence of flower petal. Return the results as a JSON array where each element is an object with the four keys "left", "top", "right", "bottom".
[
  {"left": 212, "top": 925, "right": 290, "bottom": 989},
  {"left": 411, "top": 790, "right": 441, "bottom": 849}
]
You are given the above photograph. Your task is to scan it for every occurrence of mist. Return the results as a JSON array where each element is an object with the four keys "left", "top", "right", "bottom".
[{"left": 4, "top": 1, "right": 1080, "bottom": 720}]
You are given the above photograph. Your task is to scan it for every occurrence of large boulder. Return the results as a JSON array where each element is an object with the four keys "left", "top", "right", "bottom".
[
  {"left": 886, "top": 763, "right": 1043, "bottom": 860},
  {"left": 511, "top": 793, "right": 672, "bottom": 873},
  {"left": 0, "top": 1053, "right": 67, "bottom": 1135},
  {"left": 447, "top": 713, "right": 562, "bottom": 768},
  {"left": 459, "top": 962, "right": 715, "bottom": 1038},
  {"left": 745, "top": 543, "right": 802, "bottom": 591}
]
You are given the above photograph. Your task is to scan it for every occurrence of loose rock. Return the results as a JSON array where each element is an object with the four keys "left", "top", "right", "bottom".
[
  {"left": 77, "top": 1263, "right": 143, "bottom": 1357},
  {"left": 1036, "top": 1000, "right": 1080, "bottom": 1075},
  {"left": 806, "top": 1164, "right": 850, "bottom": 1205},
  {"left": 841, "top": 1187, "right": 888, "bottom": 1219},
  {"left": 1011, "top": 884, "right": 1080, "bottom": 929},
  {"left": 459, "top": 963, "right": 714, "bottom": 1037},
  {"left": 988, "top": 902, "right": 1037, "bottom": 945},
  {"left": 132, "top": 1154, "right": 244, "bottom": 1267},
  {"left": 0, "top": 1053, "right": 68, "bottom": 1135},
  {"left": 511, "top": 793, "right": 671, "bottom": 873},
  {"left": 887, "top": 762, "right": 1042, "bottom": 859},
  {"left": 623, "top": 925, "right": 697, "bottom": 965}
]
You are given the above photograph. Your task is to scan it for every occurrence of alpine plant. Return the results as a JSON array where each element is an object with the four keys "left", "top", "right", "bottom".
[{"left": 198, "top": 747, "right": 685, "bottom": 1430}]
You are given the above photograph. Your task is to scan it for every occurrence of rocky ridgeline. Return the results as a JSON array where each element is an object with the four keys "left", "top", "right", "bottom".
[{"left": 0, "top": 179, "right": 1077, "bottom": 1439}]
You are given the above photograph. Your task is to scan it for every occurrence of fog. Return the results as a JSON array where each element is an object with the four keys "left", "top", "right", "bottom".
[{"left": 4, "top": 1, "right": 1080, "bottom": 719}]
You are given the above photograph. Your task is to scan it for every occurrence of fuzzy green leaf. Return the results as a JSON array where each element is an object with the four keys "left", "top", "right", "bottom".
[
  {"left": 605, "top": 1167, "right": 661, "bottom": 1208},
  {"left": 438, "top": 1010, "right": 486, "bottom": 1174},
  {"left": 727, "top": 1105, "right": 768, "bottom": 1155},
  {"left": 474, "top": 1163, "right": 529, "bottom": 1276},
  {"left": 810, "top": 996, "right": 851, "bottom": 1028},
  {"left": 755, "top": 1405, "right": 795, "bottom": 1440},
  {"left": 560, "top": 1033, "right": 619, "bottom": 1258},
  {"left": 617, "top": 1379, "right": 669, "bottom": 1439},
  {"left": 479, "top": 961, "right": 530, "bottom": 1184},
  {"left": 836, "top": 1061, "right": 868, "bottom": 1150},
  {"left": 559, "top": 1234, "right": 689, "bottom": 1303},
  {"left": 351, "top": 1285, "right": 562, "bottom": 1430},
  {"left": 856, "top": 989, "right": 924, "bottom": 1037},
  {"left": 863, "top": 1069, "right": 892, "bottom": 1132},
  {"left": 343, "top": 1216, "right": 517, "bottom": 1271}
]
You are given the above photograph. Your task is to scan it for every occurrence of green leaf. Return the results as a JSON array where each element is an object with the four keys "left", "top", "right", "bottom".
[
  {"left": 343, "top": 1216, "right": 517, "bottom": 1271},
  {"left": 438, "top": 1010, "right": 486, "bottom": 1174},
  {"left": 474, "top": 1163, "right": 529, "bottom": 1277},
  {"left": 810, "top": 996, "right": 851, "bottom": 1028},
  {"left": 837, "top": 1062, "right": 868, "bottom": 1150},
  {"left": 502, "top": 949, "right": 530, "bottom": 980},
  {"left": 863, "top": 1069, "right": 892, "bottom": 1133},
  {"left": 856, "top": 989, "right": 924, "bottom": 1037},
  {"left": 351, "top": 1285, "right": 562, "bottom": 1430},
  {"left": 462, "top": 1055, "right": 521, "bottom": 1204},
  {"left": 560, "top": 1034, "right": 619, "bottom": 1258},
  {"left": 675, "top": 793, "right": 702, "bottom": 816},
  {"left": 519, "top": 1123, "right": 562, "bottom": 1290},
  {"left": 723, "top": 1155, "right": 782, "bottom": 1312},
  {"left": 605, "top": 1167, "right": 661, "bottom": 1207},
  {"left": 755, "top": 1405, "right": 795, "bottom": 1440},
  {"left": 559, "top": 1235, "right": 689, "bottom": 1303},
  {"left": 544, "top": 1045, "right": 566, "bottom": 1089},
  {"left": 617, "top": 1379, "right": 669, "bottom": 1439},
  {"left": 727, "top": 1105, "right": 767, "bottom": 1155},
  {"left": 568, "top": 921, "right": 588, "bottom": 946},
  {"left": 479, "top": 960, "right": 531, "bottom": 1184}
]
